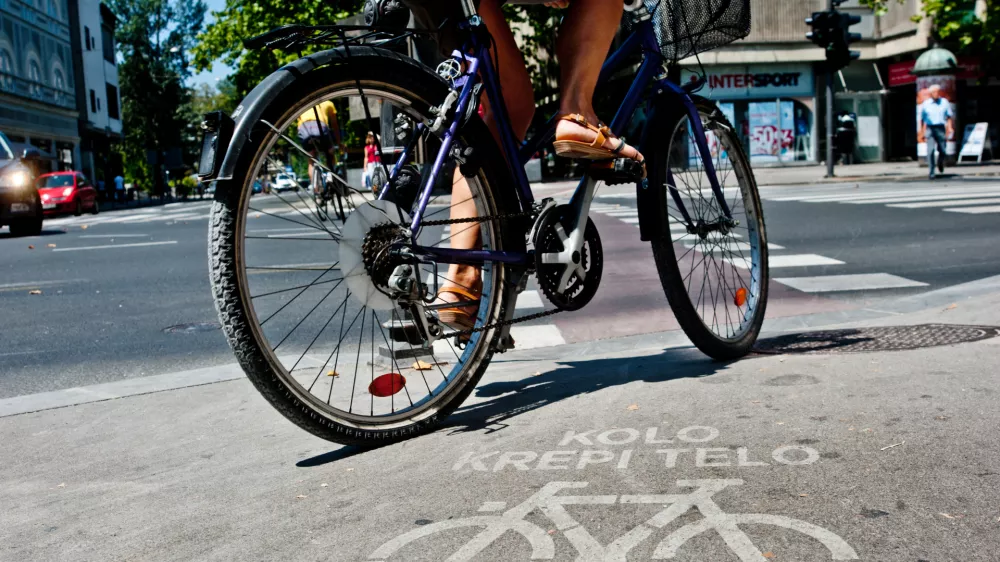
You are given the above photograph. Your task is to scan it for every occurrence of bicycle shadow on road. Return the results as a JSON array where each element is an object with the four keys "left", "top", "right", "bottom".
[{"left": 444, "top": 345, "right": 731, "bottom": 436}]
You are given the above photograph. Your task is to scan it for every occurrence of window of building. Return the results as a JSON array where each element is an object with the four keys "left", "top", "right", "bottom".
[
  {"left": 84, "top": 27, "right": 91, "bottom": 51},
  {"left": 106, "top": 83, "right": 119, "bottom": 119},
  {"left": 27, "top": 57, "right": 43, "bottom": 97},
  {"left": 101, "top": 25, "right": 114, "bottom": 63},
  {"left": 53, "top": 68, "right": 64, "bottom": 90},
  {"left": 90, "top": 89, "right": 97, "bottom": 113},
  {"left": 47, "top": 0, "right": 60, "bottom": 18},
  {"left": 0, "top": 49, "right": 13, "bottom": 92}
]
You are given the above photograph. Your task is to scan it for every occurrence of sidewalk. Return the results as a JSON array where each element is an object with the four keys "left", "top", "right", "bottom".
[
  {"left": 96, "top": 193, "right": 214, "bottom": 213},
  {"left": 754, "top": 160, "right": 1000, "bottom": 186}
]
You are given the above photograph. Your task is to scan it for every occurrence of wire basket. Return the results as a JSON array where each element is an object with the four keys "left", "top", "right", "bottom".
[{"left": 632, "top": 0, "right": 751, "bottom": 62}]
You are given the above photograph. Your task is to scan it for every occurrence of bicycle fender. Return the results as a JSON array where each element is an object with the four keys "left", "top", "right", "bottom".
[{"left": 214, "top": 48, "right": 353, "bottom": 186}]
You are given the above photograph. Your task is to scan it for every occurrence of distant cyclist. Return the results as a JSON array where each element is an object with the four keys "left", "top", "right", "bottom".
[
  {"left": 296, "top": 100, "right": 346, "bottom": 193},
  {"left": 363, "top": 131, "right": 382, "bottom": 193}
]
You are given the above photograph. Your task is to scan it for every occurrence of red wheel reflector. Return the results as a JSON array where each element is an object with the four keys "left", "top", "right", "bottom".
[
  {"left": 369, "top": 373, "right": 406, "bottom": 397},
  {"left": 734, "top": 287, "right": 748, "bottom": 307}
]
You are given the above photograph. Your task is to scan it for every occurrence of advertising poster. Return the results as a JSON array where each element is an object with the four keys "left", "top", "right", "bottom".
[
  {"left": 779, "top": 101, "right": 795, "bottom": 160},
  {"left": 915, "top": 75, "right": 957, "bottom": 157},
  {"left": 749, "top": 101, "right": 779, "bottom": 163}
]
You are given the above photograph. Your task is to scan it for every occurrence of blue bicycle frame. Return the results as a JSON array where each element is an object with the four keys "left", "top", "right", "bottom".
[{"left": 377, "top": 12, "right": 731, "bottom": 268}]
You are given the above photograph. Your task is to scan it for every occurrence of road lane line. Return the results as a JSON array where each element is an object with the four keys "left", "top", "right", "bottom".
[
  {"left": 775, "top": 273, "right": 928, "bottom": 293},
  {"left": 0, "top": 279, "right": 87, "bottom": 289},
  {"left": 78, "top": 234, "right": 150, "bottom": 238},
  {"left": 52, "top": 241, "right": 178, "bottom": 252},
  {"left": 944, "top": 205, "right": 1000, "bottom": 214},
  {"left": 888, "top": 197, "right": 1000, "bottom": 209}
]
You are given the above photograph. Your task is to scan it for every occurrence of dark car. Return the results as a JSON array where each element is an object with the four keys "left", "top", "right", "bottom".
[
  {"left": 0, "top": 131, "right": 42, "bottom": 237},
  {"left": 36, "top": 171, "right": 99, "bottom": 216}
]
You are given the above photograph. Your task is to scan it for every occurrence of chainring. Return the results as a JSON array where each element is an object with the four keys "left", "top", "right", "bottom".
[{"left": 534, "top": 205, "right": 603, "bottom": 312}]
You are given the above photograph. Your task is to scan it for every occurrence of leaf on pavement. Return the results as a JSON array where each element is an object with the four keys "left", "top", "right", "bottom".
[
  {"left": 547, "top": 529, "right": 556, "bottom": 535},
  {"left": 47, "top": 243, "right": 56, "bottom": 248},
  {"left": 762, "top": 552, "right": 775, "bottom": 559},
  {"left": 412, "top": 360, "right": 433, "bottom": 371},
  {"left": 327, "top": 370, "right": 339, "bottom": 377},
  {"left": 28, "top": 290, "right": 42, "bottom": 295},
  {"left": 295, "top": 494, "right": 307, "bottom": 499},
  {"left": 799, "top": 493, "right": 808, "bottom": 497},
  {"left": 944, "top": 303, "right": 957, "bottom": 311},
  {"left": 939, "top": 512, "right": 964, "bottom": 519},
  {"left": 626, "top": 404, "right": 639, "bottom": 411},
  {"left": 56, "top": 483, "right": 66, "bottom": 488},
  {"left": 27, "top": 245, "right": 34, "bottom": 249},
  {"left": 320, "top": 483, "right": 328, "bottom": 487},
  {"left": 346, "top": 467, "right": 354, "bottom": 472},
  {"left": 80, "top": 224, "right": 88, "bottom": 230}
]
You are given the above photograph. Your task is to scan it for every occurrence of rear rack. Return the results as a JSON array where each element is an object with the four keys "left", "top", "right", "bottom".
[{"left": 243, "top": 24, "right": 437, "bottom": 52}]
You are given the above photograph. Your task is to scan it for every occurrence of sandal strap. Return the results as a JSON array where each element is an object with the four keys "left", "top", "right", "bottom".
[
  {"left": 558, "top": 114, "right": 608, "bottom": 149},
  {"left": 438, "top": 286, "right": 480, "bottom": 301}
]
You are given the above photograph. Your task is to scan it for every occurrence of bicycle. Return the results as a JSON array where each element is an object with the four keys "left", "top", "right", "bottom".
[
  {"left": 311, "top": 152, "right": 349, "bottom": 222},
  {"left": 197, "top": 0, "right": 769, "bottom": 446}
]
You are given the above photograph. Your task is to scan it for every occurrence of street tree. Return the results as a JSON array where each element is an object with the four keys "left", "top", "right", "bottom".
[
  {"left": 860, "top": 0, "right": 997, "bottom": 59},
  {"left": 108, "top": 0, "right": 206, "bottom": 195}
]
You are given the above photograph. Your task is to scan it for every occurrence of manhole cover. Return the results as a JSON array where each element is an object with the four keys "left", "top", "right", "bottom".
[
  {"left": 754, "top": 324, "right": 1000, "bottom": 355},
  {"left": 162, "top": 322, "right": 221, "bottom": 334}
]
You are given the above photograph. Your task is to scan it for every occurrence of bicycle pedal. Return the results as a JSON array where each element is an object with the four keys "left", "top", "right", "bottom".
[
  {"left": 381, "top": 318, "right": 425, "bottom": 345},
  {"left": 587, "top": 158, "right": 644, "bottom": 185}
]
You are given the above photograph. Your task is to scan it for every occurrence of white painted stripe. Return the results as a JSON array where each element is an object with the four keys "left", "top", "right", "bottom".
[
  {"left": 78, "top": 234, "right": 149, "bottom": 238},
  {"left": 508, "top": 324, "right": 565, "bottom": 349},
  {"left": 768, "top": 187, "right": 1000, "bottom": 203},
  {"left": 604, "top": 210, "right": 639, "bottom": 217},
  {"left": 52, "top": 240, "right": 178, "bottom": 252},
  {"left": 131, "top": 212, "right": 199, "bottom": 223},
  {"left": 685, "top": 242, "right": 784, "bottom": 251},
  {"left": 515, "top": 290, "right": 544, "bottom": 310},
  {"left": 673, "top": 233, "right": 742, "bottom": 241},
  {"left": 888, "top": 197, "right": 1000, "bottom": 209},
  {"left": 944, "top": 205, "right": 1000, "bottom": 214},
  {"left": 0, "top": 278, "right": 87, "bottom": 289},
  {"left": 776, "top": 273, "right": 928, "bottom": 293},
  {"left": 99, "top": 213, "right": 160, "bottom": 224},
  {"left": 622, "top": 217, "right": 640, "bottom": 224},
  {"left": 248, "top": 227, "right": 316, "bottom": 233},
  {"left": 267, "top": 231, "right": 330, "bottom": 238},
  {"left": 842, "top": 190, "right": 1000, "bottom": 205},
  {"left": 730, "top": 253, "right": 843, "bottom": 269}
]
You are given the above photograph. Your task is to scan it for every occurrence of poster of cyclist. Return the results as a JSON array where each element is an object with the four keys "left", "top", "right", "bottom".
[{"left": 916, "top": 75, "right": 957, "bottom": 158}]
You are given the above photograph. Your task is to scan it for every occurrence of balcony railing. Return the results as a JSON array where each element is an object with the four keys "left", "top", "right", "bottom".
[{"left": 0, "top": 71, "right": 76, "bottom": 110}]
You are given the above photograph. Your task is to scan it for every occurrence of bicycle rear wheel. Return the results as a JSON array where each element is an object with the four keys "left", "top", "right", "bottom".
[
  {"left": 208, "top": 50, "right": 520, "bottom": 445},
  {"left": 649, "top": 98, "right": 769, "bottom": 360}
]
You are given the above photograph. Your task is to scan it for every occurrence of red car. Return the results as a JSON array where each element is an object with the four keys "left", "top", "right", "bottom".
[{"left": 36, "top": 171, "right": 99, "bottom": 216}]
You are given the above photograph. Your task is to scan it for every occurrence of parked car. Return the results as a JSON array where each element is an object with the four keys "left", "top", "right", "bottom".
[
  {"left": 252, "top": 179, "right": 263, "bottom": 194},
  {"left": 273, "top": 173, "right": 298, "bottom": 193},
  {"left": 0, "top": 131, "right": 42, "bottom": 236},
  {"left": 36, "top": 171, "right": 99, "bottom": 217}
]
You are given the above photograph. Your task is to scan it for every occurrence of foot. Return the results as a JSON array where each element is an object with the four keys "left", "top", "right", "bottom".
[
  {"left": 554, "top": 115, "right": 644, "bottom": 162},
  {"left": 435, "top": 269, "right": 482, "bottom": 330}
]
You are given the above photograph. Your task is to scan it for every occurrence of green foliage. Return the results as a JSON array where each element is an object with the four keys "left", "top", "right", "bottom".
[
  {"left": 502, "top": 5, "right": 563, "bottom": 101},
  {"left": 192, "top": 0, "right": 362, "bottom": 97},
  {"left": 859, "top": 0, "right": 996, "bottom": 54},
  {"left": 108, "top": 0, "right": 207, "bottom": 193}
]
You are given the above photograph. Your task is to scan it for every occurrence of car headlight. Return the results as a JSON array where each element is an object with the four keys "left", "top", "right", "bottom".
[
  {"left": 62, "top": 187, "right": 74, "bottom": 196},
  {"left": 0, "top": 170, "right": 30, "bottom": 188}
]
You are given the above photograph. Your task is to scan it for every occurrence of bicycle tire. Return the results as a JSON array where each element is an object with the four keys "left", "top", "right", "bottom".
[
  {"left": 209, "top": 48, "right": 521, "bottom": 446},
  {"left": 647, "top": 97, "right": 769, "bottom": 360}
]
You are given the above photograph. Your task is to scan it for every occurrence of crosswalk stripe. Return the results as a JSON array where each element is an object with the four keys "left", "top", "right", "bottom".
[
  {"left": 516, "top": 290, "right": 544, "bottom": 310},
  {"left": 944, "top": 205, "right": 1000, "bottom": 214},
  {"left": 131, "top": 212, "right": 199, "bottom": 223},
  {"left": 775, "top": 273, "right": 928, "bottom": 293},
  {"left": 508, "top": 324, "right": 565, "bottom": 350},
  {"left": 729, "top": 253, "right": 842, "bottom": 269},
  {"left": 771, "top": 186, "right": 1000, "bottom": 204},
  {"left": 888, "top": 197, "right": 1000, "bottom": 209},
  {"left": 841, "top": 189, "right": 1000, "bottom": 204}
]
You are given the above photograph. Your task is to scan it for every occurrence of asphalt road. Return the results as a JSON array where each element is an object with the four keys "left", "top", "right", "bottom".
[{"left": 1, "top": 178, "right": 999, "bottom": 400}]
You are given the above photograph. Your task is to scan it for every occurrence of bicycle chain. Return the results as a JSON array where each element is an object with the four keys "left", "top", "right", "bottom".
[{"left": 419, "top": 209, "right": 568, "bottom": 339}]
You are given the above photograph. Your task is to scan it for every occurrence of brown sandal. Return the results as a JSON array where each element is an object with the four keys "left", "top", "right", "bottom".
[
  {"left": 552, "top": 114, "right": 644, "bottom": 166},
  {"left": 436, "top": 285, "right": 481, "bottom": 331}
]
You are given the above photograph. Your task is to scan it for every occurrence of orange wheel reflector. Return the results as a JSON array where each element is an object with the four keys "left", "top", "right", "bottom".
[
  {"left": 734, "top": 287, "right": 748, "bottom": 307},
  {"left": 369, "top": 373, "right": 406, "bottom": 397}
]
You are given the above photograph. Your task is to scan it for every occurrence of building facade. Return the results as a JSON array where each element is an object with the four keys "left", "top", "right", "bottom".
[
  {"left": 679, "top": 0, "right": 996, "bottom": 165},
  {"left": 0, "top": 0, "right": 80, "bottom": 172},
  {"left": 68, "top": 0, "right": 121, "bottom": 189}
]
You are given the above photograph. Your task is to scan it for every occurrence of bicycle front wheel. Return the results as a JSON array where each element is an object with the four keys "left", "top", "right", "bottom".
[
  {"left": 649, "top": 98, "right": 769, "bottom": 360},
  {"left": 208, "top": 49, "right": 519, "bottom": 445}
]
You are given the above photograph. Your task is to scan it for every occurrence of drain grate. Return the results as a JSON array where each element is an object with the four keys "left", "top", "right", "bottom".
[
  {"left": 162, "top": 322, "right": 222, "bottom": 334},
  {"left": 754, "top": 324, "right": 1000, "bottom": 355}
]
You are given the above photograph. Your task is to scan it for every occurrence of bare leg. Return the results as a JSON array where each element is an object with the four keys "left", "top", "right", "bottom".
[
  {"left": 553, "top": 0, "right": 642, "bottom": 161},
  {"left": 440, "top": 0, "right": 534, "bottom": 315}
]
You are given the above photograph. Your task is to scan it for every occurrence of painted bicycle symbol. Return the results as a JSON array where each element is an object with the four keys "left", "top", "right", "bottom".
[{"left": 368, "top": 479, "right": 858, "bottom": 561}]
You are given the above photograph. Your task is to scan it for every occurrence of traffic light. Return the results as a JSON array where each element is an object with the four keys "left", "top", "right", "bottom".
[
  {"left": 827, "top": 12, "right": 862, "bottom": 70},
  {"left": 805, "top": 11, "right": 835, "bottom": 49}
]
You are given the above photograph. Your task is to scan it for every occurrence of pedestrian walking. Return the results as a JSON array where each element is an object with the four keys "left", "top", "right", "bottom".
[{"left": 919, "top": 84, "right": 954, "bottom": 179}]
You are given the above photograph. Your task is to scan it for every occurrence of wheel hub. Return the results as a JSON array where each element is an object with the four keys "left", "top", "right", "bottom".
[{"left": 340, "top": 200, "right": 410, "bottom": 310}]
